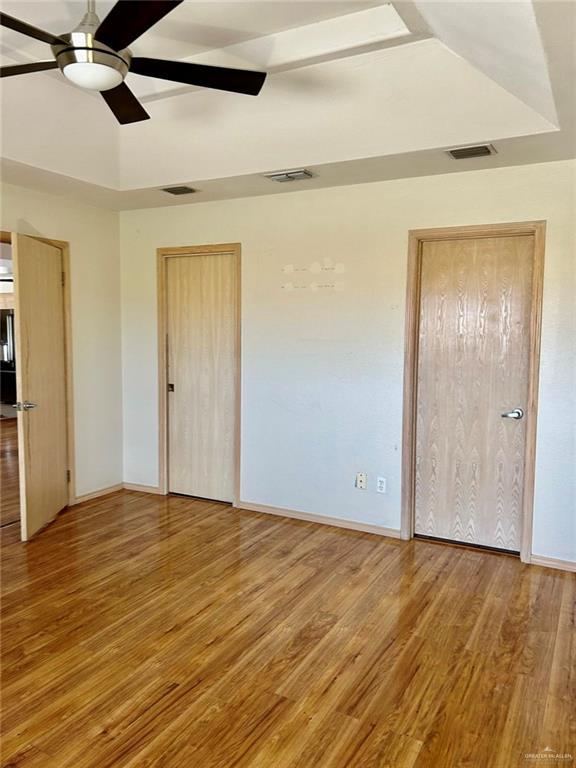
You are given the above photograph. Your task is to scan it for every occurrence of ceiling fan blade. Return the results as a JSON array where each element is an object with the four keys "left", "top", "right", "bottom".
[
  {"left": 96, "top": 0, "right": 184, "bottom": 52},
  {"left": 130, "top": 58, "right": 267, "bottom": 96},
  {"left": 0, "top": 61, "right": 58, "bottom": 78},
  {"left": 0, "top": 12, "right": 67, "bottom": 46},
  {"left": 101, "top": 82, "right": 150, "bottom": 125}
]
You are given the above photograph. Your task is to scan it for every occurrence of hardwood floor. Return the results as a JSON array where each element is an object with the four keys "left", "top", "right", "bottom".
[
  {"left": 1, "top": 490, "right": 574, "bottom": 767},
  {"left": 0, "top": 418, "right": 20, "bottom": 529}
]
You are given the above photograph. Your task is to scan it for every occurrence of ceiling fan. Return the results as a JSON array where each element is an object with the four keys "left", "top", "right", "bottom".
[{"left": 0, "top": 0, "right": 267, "bottom": 124}]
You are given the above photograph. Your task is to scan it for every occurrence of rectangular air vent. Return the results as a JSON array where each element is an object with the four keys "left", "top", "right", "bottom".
[
  {"left": 265, "top": 169, "right": 314, "bottom": 183},
  {"left": 447, "top": 144, "right": 496, "bottom": 160},
  {"left": 162, "top": 185, "right": 197, "bottom": 195}
]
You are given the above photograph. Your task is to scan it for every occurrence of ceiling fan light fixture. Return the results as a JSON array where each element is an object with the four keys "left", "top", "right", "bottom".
[
  {"left": 1, "top": 0, "right": 267, "bottom": 124},
  {"left": 54, "top": 43, "right": 130, "bottom": 91},
  {"left": 63, "top": 61, "right": 123, "bottom": 91}
]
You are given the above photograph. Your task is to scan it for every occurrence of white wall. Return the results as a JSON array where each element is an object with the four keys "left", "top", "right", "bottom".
[
  {"left": 121, "top": 160, "right": 575, "bottom": 562},
  {"left": 0, "top": 183, "right": 123, "bottom": 497}
]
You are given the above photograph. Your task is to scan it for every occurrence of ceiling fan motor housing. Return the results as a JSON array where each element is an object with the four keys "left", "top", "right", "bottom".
[{"left": 51, "top": 12, "right": 131, "bottom": 91}]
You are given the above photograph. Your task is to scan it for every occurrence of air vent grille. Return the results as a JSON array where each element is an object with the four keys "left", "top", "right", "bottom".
[
  {"left": 265, "top": 169, "right": 314, "bottom": 183},
  {"left": 162, "top": 185, "right": 197, "bottom": 195},
  {"left": 447, "top": 144, "right": 496, "bottom": 160}
]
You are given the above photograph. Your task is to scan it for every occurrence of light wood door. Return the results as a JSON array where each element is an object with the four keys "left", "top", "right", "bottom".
[
  {"left": 13, "top": 235, "right": 68, "bottom": 540},
  {"left": 167, "top": 253, "right": 237, "bottom": 501},
  {"left": 414, "top": 235, "right": 534, "bottom": 551}
]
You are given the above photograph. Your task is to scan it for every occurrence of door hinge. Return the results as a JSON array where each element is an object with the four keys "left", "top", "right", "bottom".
[
  {"left": 66, "top": 469, "right": 71, "bottom": 483},
  {"left": 62, "top": 272, "right": 65, "bottom": 287}
]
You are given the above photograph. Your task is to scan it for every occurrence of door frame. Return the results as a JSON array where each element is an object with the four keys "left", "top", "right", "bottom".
[
  {"left": 0, "top": 230, "right": 77, "bottom": 529},
  {"left": 400, "top": 221, "right": 546, "bottom": 563},
  {"left": 157, "top": 243, "right": 241, "bottom": 505}
]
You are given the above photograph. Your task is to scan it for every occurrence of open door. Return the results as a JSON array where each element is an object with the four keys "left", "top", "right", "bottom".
[{"left": 12, "top": 235, "right": 68, "bottom": 540}]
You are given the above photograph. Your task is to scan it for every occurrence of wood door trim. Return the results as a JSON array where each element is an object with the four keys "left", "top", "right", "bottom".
[
  {"left": 1, "top": 231, "right": 76, "bottom": 511},
  {"left": 401, "top": 221, "right": 546, "bottom": 563},
  {"left": 157, "top": 243, "right": 242, "bottom": 505}
]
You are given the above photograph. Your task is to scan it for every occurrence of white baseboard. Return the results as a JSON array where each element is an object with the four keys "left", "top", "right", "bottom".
[
  {"left": 72, "top": 483, "right": 124, "bottom": 505},
  {"left": 238, "top": 500, "right": 401, "bottom": 539},
  {"left": 68, "top": 487, "right": 574, "bottom": 575},
  {"left": 123, "top": 483, "right": 165, "bottom": 495},
  {"left": 72, "top": 482, "right": 165, "bottom": 505},
  {"left": 529, "top": 554, "right": 576, "bottom": 573}
]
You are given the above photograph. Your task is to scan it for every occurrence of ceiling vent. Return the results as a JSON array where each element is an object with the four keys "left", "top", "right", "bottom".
[
  {"left": 162, "top": 185, "right": 197, "bottom": 196},
  {"left": 447, "top": 144, "right": 497, "bottom": 160},
  {"left": 265, "top": 169, "right": 314, "bottom": 183}
]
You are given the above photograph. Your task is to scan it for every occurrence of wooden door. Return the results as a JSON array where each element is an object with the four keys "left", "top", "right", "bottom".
[
  {"left": 13, "top": 235, "right": 68, "bottom": 540},
  {"left": 167, "top": 253, "right": 237, "bottom": 501},
  {"left": 414, "top": 235, "right": 534, "bottom": 551}
]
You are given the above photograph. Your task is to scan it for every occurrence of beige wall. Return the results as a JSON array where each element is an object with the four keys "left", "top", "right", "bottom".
[
  {"left": 1, "top": 183, "right": 123, "bottom": 497},
  {"left": 121, "top": 159, "right": 575, "bottom": 562},
  {"left": 1, "top": 161, "right": 573, "bottom": 562}
]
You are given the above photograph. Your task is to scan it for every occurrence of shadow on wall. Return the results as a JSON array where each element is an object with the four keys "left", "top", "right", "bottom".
[{"left": 10, "top": 221, "right": 44, "bottom": 238}]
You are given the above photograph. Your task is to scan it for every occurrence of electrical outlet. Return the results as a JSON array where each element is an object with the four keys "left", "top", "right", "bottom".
[
  {"left": 377, "top": 477, "right": 387, "bottom": 494},
  {"left": 355, "top": 472, "right": 367, "bottom": 490}
]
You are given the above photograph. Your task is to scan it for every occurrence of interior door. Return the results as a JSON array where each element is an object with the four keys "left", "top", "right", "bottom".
[
  {"left": 13, "top": 234, "right": 68, "bottom": 540},
  {"left": 167, "top": 252, "right": 237, "bottom": 502},
  {"left": 414, "top": 235, "right": 534, "bottom": 551}
]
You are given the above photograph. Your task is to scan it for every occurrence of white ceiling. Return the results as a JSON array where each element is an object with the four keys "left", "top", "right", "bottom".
[
  {"left": 116, "top": 39, "right": 554, "bottom": 187},
  {"left": 0, "top": 1, "right": 383, "bottom": 58},
  {"left": 0, "top": 0, "right": 574, "bottom": 209}
]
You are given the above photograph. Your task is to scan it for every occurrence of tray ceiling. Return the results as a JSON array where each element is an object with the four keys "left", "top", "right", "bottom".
[{"left": 0, "top": 1, "right": 573, "bottom": 208}]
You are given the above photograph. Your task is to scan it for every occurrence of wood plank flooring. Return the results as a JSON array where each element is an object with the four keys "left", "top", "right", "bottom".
[
  {"left": 1, "top": 490, "right": 574, "bottom": 767},
  {"left": 0, "top": 418, "right": 19, "bottom": 528}
]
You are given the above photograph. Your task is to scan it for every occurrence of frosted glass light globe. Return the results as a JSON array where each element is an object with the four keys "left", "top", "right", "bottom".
[{"left": 63, "top": 62, "right": 123, "bottom": 91}]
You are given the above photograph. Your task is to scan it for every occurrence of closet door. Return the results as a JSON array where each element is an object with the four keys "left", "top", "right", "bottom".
[
  {"left": 167, "top": 252, "right": 238, "bottom": 502},
  {"left": 414, "top": 234, "right": 534, "bottom": 551}
]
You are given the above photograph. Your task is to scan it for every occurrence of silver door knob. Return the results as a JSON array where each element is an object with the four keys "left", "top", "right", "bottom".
[
  {"left": 12, "top": 401, "right": 38, "bottom": 412},
  {"left": 501, "top": 408, "right": 524, "bottom": 420}
]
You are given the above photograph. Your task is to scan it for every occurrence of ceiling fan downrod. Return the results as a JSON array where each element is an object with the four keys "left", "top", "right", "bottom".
[{"left": 78, "top": 0, "right": 100, "bottom": 30}]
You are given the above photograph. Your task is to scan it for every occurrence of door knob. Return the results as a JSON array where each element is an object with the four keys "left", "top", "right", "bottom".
[
  {"left": 501, "top": 408, "right": 524, "bottom": 420},
  {"left": 12, "top": 401, "right": 38, "bottom": 412}
]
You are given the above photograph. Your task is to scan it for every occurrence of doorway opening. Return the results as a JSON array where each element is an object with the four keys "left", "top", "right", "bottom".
[
  {"left": 1, "top": 239, "right": 18, "bottom": 528},
  {"left": 0, "top": 231, "right": 75, "bottom": 541},
  {"left": 157, "top": 243, "right": 241, "bottom": 504},
  {"left": 401, "top": 221, "right": 545, "bottom": 563}
]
